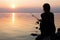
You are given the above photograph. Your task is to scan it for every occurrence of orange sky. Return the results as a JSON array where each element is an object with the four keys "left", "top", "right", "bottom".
[{"left": 0, "top": 0, "right": 60, "bottom": 8}]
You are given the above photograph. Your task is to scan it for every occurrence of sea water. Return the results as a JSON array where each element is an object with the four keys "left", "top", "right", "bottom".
[{"left": 0, "top": 13, "right": 60, "bottom": 40}]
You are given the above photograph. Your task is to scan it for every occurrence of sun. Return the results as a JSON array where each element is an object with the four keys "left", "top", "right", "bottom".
[{"left": 11, "top": 4, "right": 16, "bottom": 9}]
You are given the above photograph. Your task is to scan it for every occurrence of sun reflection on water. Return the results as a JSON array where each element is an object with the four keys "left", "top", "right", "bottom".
[{"left": 12, "top": 13, "right": 15, "bottom": 24}]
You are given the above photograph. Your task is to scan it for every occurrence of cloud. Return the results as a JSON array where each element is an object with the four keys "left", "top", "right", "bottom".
[{"left": 0, "top": 7, "right": 60, "bottom": 13}]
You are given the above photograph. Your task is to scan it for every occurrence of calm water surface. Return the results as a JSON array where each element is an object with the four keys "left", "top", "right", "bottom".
[{"left": 0, "top": 13, "right": 60, "bottom": 40}]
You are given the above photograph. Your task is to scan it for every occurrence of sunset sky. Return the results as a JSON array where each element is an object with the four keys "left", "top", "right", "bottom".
[
  {"left": 0, "top": 0, "right": 60, "bottom": 40},
  {"left": 0, "top": 0, "right": 60, "bottom": 13}
]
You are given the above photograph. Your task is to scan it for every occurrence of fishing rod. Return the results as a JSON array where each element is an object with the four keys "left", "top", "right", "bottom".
[
  {"left": 30, "top": 13, "right": 42, "bottom": 24},
  {"left": 30, "top": 13, "right": 40, "bottom": 20},
  {"left": 30, "top": 13, "right": 41, "bottom": 36}
]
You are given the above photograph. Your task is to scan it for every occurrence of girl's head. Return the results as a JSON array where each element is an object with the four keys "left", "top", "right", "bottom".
[{"left": 43, "top": 3, "right": 50, "bottom": 12}]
